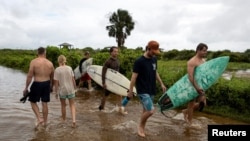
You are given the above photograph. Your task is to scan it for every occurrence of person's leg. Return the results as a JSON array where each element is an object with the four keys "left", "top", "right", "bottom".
[
  {"left": 29, "top": 82, "right": 44, "bottom": 126},
  {"left": 118, "top": 96, "right": 128, "bottom": 114},
  {"left": 186, "top": 100, "right": 195, "bottom": 124},
  {"left": 117, "top": 95, "right": 122, "bottom": 106},
  {"left": 87, "top": 79, "right": 92, "bottom": 90},
  {"left": 99, "top": 96, "right": 106, "bottom": 110},
  {"left": 68, "top": 98, "right": 76, "bottom": 128},
  {"left": 99, "top": 90, "right": 109, "bottom": 110},
  {"left": 182, "top": 108, "right": 188, "bottom": 122},
  {"left": 39, "top": 80, "right": 51, "bottom": 126},
  {"left": 78, "top": 75, "right": 85, "bottom": 88},
  {"left": 193, "top": 102, "right": 200, "bottom": 110},
  {"left": 197, "top": 95, "right": 206, "bottom": 111},
  {"left": 137, "top": 94, "right": 155, "bottom": 137},
  {"left": 138, "top": 109, "right": 154, "bottom": 137},
  {"left": 41, "top": 102, "right": 48, "bottom": 126},
  {"left": 60, "top": 98, "right": 67, "bottom": 121},
  {"left": 86, "top": 74, "right": 93, "bottom": 90},
  {"left": 30, "top": 102, "right": 43, "bottom": 125},
  {"left": 78, "top": 79, "right": 82, "bottom": 88}
]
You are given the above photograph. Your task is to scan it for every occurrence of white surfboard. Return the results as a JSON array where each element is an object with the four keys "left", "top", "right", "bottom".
[
  {"left": 74, "top": 58, "right": 93, "bottom": 80},
  {"left": 87, "top": 65, "right": 136, "bottom": 96}
]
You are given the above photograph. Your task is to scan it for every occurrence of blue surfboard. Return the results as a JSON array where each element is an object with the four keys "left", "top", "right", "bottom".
[{"left": 157, "top": 56, "right": 230, "bottom": 113}]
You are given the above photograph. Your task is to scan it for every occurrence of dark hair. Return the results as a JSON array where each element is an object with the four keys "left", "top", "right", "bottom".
[
  {"left": 196, "top": 43, "right": 208, "bottom": 53},
  {"left": 37, "top": 47, "right": 46, "bottom": 55},
  {"left": 109, "top": 46, "right": 118, "bottom": 53},
  {"left": 84, "top": 51, "right": 90, "bottom": 56}
]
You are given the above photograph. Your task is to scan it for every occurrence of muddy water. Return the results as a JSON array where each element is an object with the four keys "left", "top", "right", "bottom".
[{"left": 0, "top": 66, "right": 248, "bottom": 141}]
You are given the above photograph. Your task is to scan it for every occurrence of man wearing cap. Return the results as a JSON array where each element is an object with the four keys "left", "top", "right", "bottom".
[{"left": 127, "top": 40, "right": 166, "bottom": 137}]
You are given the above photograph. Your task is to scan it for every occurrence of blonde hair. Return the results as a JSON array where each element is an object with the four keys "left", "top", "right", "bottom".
[{"left": 58, "top": 55, "right": 66, "bottom": 64}]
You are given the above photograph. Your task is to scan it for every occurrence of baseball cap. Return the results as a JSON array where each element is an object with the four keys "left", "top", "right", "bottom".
[{"left": 147, "top": 40, "right": 160, "bottom": 55}]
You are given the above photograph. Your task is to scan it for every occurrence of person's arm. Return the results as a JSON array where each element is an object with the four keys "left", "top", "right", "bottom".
[
  {"left": 187, "top": 62, "right": 204, "bottom": 95},
  {"left": 156, "top": 72, "right": 166, "bottom": 93},
  {"left": 127, "top": 72, "right": 138, "bottom": 98},
  {"left": 23, "top": 61, "right": 34, "bottom": 93},
  {"left": 53, "top": 68, "right": 58, "bottom": 98},
  {"left": 53, "top": 79, "right": 59, "bottom": 99},
  {"left": 102, "top": 66, "right": 108, "bottom": 88},
  {"left": 50, "top": 63, "right": 54, "bottom": 92},
  {"left": 72, "top": 76, "right": 77, "bottom": 90},
  {"left": 71, "top": 68, "right": 77, "bottom": 90},
  {"left": 102, "top": 59, "right": 109, "bottom": 88}
]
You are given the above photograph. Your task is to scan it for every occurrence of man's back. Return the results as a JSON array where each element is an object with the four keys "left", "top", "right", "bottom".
[{"left": 31, "top": 57, "right": 54, "bottom": 82}]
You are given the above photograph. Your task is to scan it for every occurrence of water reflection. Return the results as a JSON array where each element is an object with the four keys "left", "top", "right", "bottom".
[
  {"left": 222, "top": 69, "right": 250, "bottom": 80},
  {"left": 0, "top": 66, "right": 248, "bottom": 141}
]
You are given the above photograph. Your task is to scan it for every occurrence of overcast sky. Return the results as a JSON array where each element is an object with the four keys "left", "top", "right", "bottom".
[{"left": 0, "top": 0, "right": 249, "bottom": 52}]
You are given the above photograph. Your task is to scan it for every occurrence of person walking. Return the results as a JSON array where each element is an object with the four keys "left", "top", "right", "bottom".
[
  {"left": 78, "top": 51, "right": 93, "bottom": 91},
  {"left": 98, "top": 46, "right": 124, "bottom": 112},
  {"left": 127, "top": 40, "right": 166, "bottom": 137},
  {"left": 23, "top": 47, "right": 54, "bottom": 127},
  {"left": 182, "top": 43, "right": 208, "bottom": 125},
  {"left": 54, "top": 55, "right": 77, "bottom": 128}
]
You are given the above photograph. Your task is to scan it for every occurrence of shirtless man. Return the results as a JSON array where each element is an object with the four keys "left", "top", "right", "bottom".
[
  {"left": 182, "top": 43, "right": 208, "bottom": 125},
  {"left": 23, "top": 47, "right": 54, "bottom": 127}
]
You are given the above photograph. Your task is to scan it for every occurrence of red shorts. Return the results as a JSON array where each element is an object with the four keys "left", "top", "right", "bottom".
[{"left": 81, "top": 73, "right": 91, "bottom": 81}]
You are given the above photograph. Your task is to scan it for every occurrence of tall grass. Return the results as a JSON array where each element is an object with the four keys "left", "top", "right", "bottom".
[{"left": 157, "top": 60, "right": 187, "bottom": 88}]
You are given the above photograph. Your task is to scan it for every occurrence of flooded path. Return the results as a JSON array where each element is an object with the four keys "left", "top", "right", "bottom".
[{"left": 0, "top": 66, "right": 248, "bottom": 141}]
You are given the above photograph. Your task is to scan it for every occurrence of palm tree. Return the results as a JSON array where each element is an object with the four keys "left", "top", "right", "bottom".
[{"left": 106, "top": 9, "right": 135, "bottom": 47}]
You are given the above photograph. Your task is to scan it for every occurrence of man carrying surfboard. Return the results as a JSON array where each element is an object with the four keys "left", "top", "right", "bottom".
[
  {"left": 78, "top": 51, "right": 93, "bottom": 91},
  {"left": 182, "top": 43, "right": 208, "bottom": 125},
  {"left": 127, "top": 40, "right": 166, "bottom": 137},
  {"left": 99, "top": 46, "right": 124, "bottom": 113}
]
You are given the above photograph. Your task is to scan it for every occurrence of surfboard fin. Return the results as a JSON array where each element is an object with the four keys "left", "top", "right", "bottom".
[
  {"left": 158, "top": 95, "right": 173, "bottom": 110},
  {"left": 159, "top": 101, "right": 174, "bottom": 112},
  {"left": 157, "top": 94, "right": 175, "bottom": 118}
]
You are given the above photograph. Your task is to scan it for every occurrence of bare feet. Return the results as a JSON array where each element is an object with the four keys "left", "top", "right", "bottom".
[
  {"left": 182, "top": 109, "right": 189, "bottom": 123},
  {"left": 182, "top": 110, "right": 192, "bottom": 125},
  {"left": 137, "top": 126, "right": 145, "bottom": 137},
  {"left": 87, "top": 87, "right": 94, "bottom": 91},
  {"left": 35, "top": 118, "right": 44, "bottom": 128},
  {"left": 119, "top": 106, "right": 128, "bottom": 115},
  {"left": 72, "top": 122, "right": 76, "bottom": 128}
]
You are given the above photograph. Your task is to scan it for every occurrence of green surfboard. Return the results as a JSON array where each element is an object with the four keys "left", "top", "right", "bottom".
[{"left": 157, "top": 56, "right": 230, "bottom": 112}]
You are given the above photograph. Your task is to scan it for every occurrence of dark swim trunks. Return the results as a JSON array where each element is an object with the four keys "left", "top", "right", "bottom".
[{"left": 28, "top": 80, "right": 51, "bottom": 103}]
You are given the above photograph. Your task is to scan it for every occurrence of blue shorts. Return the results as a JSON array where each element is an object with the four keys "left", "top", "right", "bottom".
[
  {"left": 138, "top": 94, "right": 154, "bottom": 111},
  {"left": 60, "top": 93, "right": 75, "bottom": 99},
  {"left": 29, "top": 80, "right": 51, "bottom": 103}
]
